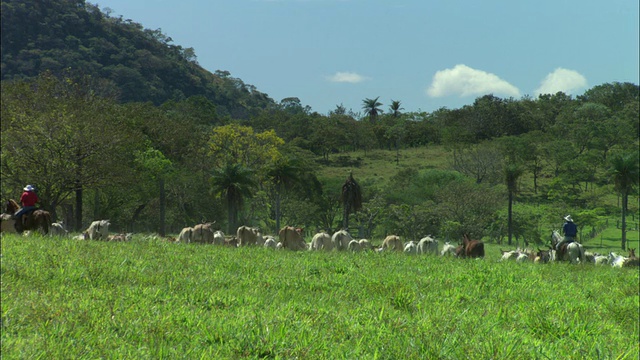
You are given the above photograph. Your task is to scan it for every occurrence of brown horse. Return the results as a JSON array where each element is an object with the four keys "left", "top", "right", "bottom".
[{"left": 5, "top": 199, "right": 52, "bottom": 235}]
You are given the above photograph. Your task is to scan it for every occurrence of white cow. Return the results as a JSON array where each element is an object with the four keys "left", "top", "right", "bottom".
[
  {"left": 192, "top": 223, "right": 216, "bottom": 243},
  {"left": 499, "top": 249, "right": 520, "bottom": 261},
  {"left": 417, "top": 236, "right": 438, "bottom": 255},
  {"left": 278, "top": 226, "right": 307, "bottom": 251},
  {"left": 441, "top": 242, "right": 457, "bottom": 256},
  {"left": 311, "top": 232, "right": 333, "bottom": 251},
  {"left": 331, "top": 230, "right": 353, "bottom": 251},
  {"left": 584, "top": 251, "right": 596, "bottom": 263},
  {"left": 516, "top": 252, "right": 530, "bottom": 262},
  {"left": 237, "top": 226, "right": 263, "bottom": 247},
  {"left": 86, "top": 220, "right": 110, "bottom": 241},
  {"left": 213, "top": 230, "right": 225, "bottom": 245},
  {"left": 107, "top": 233, "right": 132, "bottom": 242},
  {"left": 358, "top": 239, "right": 373, "bottom": 251},
  {"left": 72, "top": 231, "right": 89, "bottom": 240},
  {"left": 49, "top": 222, "right": 68, "bottom": 237},
  {"left": 348, "top": 239, "right": 361, "bottom": 252},
  {"left": 381, "top": 235, "right": 403, "bottom": 252},
  {"left": 608, "top": 252, "right": 627, "bottom": 268},
  {"left": 403, "top": 241, "right": 417, "bottom": 255},
  {"left": 594, "top": 254, "right": 609, "bottom": 265},
  {"left": 178, "top": 227, "right": 193, "bottom": 243},
  {"left": 264, "top": 237, "right": 277, "bottom": 249}
]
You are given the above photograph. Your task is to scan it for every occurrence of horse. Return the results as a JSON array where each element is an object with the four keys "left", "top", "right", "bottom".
[
  {"left": 550, "top": 230, "right": 585, "bottom": 264},
  {"left": 4, "top": 199, "right": 52, "bottom": 235}
]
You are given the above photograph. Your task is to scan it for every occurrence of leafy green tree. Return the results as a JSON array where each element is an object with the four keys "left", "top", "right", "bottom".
[
  {"left": 208, "top": 124, "right": 284, "bottom": 169},
  {"left": 1, "top": 72, "right": 141, "bottom": 230},
  {"left": 435, "top": 179, "right": 502, "bottom": 239},
  {"left": 263, "top": 156, "right": 306, "bottom": 232},
  {"left": 362, "top": 97, "right": 383, "bottom": 123},
  {"left": 384, "top": 203, "right": 439, "bottom": 241},
  {"left": 608, "top": 152, "right": 639, "bottom": 250},
  {"left": 578, "top": 82, "right": 639, "bottom": 112},
  {"left": 134, "top": 147, "right": 174, "bottom": 236},
  {"left": 352, "top": 194, "right": 387, "bottom": 239},
  {"left": 210, "top": 163, "right": 257, "bottom": 233},
  {"left": 451, "top": 142, "right": 503, "bottom": 185},
  {"left": 385, "top": 118, "right": 407, "bottom": 165}
]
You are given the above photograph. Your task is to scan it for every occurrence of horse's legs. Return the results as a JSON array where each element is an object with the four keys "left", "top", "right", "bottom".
[{"left": 14, "top": 219, "right": 23, "bottom": 233}]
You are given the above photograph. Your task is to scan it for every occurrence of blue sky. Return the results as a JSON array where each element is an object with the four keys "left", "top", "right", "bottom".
[{"left": 97, "top": 0, "right": 639, "bottom": 115}]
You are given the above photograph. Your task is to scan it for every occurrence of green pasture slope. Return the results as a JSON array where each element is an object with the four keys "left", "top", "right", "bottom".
[{"left": 2, "top": 234, "right": 638, "bottom": 359}]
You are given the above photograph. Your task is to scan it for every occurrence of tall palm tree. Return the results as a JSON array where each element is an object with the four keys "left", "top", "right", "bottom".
[
  {"left": 389, "top": 100, "right": 404, "bottom": 117},
  {"left": 264, "top": 157, "right": 304, "bottom": 232},
  {"left": 210, "top": 163, "right": 257, "bottom": 233},
  {"left": 504, "top": 163, "right": 524, "bottom": 245},
  {"left": 340, "top": 173, "right": 362, "bottom": 230},
  {"left": 609, "top": 152, "right": 639, "bottom": 250},
  {"left": 362, "top": 97, "right": 383, "bottom": 123}
]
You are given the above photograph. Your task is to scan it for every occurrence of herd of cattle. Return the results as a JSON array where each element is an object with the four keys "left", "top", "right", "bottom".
[{"left": 2, "top": 218, "right": 639, "bottom": 268}]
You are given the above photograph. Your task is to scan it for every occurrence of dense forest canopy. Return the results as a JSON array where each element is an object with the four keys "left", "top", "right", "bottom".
[
  {"left": 1, "top": 0, "right": 638, "bottom": 249},
  {"left": 1, "top": 0, "right": 277, "bottom": 119}
]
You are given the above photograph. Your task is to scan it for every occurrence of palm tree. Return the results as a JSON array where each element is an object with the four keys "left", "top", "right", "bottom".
[
  {"left": 264, "top": 157, "right": 304, "bottom": 232},
  {"left": 504, "top": 163, "right": 524, "bottom": 246},
  {"left": 389, "top": 100, "right": 404, "bottom": 117},
  {"left": 340, "top": 173, "right": 362, "bottom": 230},
  {"left": 362, "top": 97, "right": 383, "bottom": 123},
  {"left": 609, "top": 152, "right": 639, "bottom": 250},
  {"left": 210, "top": 163, "right": 257, "bottom": 233}
]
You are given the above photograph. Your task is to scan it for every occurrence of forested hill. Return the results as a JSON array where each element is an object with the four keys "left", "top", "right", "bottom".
[{"left": 0, "top": 0, "right": 276, "bottom": 119}]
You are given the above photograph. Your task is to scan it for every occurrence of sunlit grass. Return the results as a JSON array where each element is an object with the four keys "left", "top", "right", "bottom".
[{"left": 2, "top": 234, "right": 638, "bottom": 359}]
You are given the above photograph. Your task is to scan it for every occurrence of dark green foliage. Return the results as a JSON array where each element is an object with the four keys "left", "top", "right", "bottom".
[{"left": 0, "top": 0, "right": 276, "bottom": 119}]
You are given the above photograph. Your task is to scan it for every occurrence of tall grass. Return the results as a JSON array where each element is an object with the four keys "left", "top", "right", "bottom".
[{"left": 2, "top": 234, "right": 638, "bottom": 359}]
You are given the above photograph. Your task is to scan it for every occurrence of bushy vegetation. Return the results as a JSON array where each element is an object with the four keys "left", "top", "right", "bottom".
[
  {"left": 1, "top": 0, "right": 638, "bottom": 250},
  {"left": 2, "top": 234, "right": 638, "bottom": 359}
]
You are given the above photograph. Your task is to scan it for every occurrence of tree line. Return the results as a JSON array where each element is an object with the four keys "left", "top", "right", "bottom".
[{"left": 1, "top": 72, "right": 638, "bottom": 248}]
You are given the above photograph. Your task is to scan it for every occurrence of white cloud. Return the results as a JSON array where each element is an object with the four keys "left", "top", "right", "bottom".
[
  {"left": 327, "top": 72, "right": 368, "bottom": 83},
  {"left": 426, "top": 64, "right": 520, "bottom": 98},
  {"left": 534, "top": 68, "right": 587, "bottom": 96}
]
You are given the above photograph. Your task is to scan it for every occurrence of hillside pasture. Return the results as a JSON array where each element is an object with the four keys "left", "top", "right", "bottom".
[{"left": 2, "top": 233, "right": 638, "bottom": 359}]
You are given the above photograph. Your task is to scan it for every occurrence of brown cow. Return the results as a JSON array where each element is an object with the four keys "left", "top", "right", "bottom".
[
  {"left": 454, "top": 244, "right": 465, "bottom": 257},
  {"left": 623, "top": 248, "right": 639, "bottom": 267},
  {"left": 278, "top": 226, "right": 307, "bottom": 251},
  {"left": 462, "top": 234, "right": 484, "bottom": 259}
]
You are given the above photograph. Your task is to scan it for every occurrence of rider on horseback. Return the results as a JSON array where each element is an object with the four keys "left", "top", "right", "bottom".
[
  {"left": 12, "top": 185, "right": 39, "bottom": 224},
  {"left": 556, "top": 215, "right": 577, "bottom": 251}
]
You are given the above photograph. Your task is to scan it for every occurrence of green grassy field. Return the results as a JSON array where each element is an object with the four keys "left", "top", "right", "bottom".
[{"left": 2, "top": 234, "right": 638, "bottom": 359}]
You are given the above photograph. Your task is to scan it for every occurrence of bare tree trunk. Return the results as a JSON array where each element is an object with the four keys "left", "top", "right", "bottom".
[
  {"left": 75, "top": 187, "right": 83, "bottom": 232},
  {"left": 130, "top": 204, "right": 146, "bottom": 233},
  {"left": 343, "top": 203, "right": 350, "bottom": 230},
  {"left": 622, "top": 191, "right": 627, "bottom": 250},
  {"left": 275, "top": 188, "right": 282, "bottom": 233},
  {"left": 159, "top": 178, "right": 166, "bottom": 237},
  {"left": 508, "top": 191, "right": 513, "bottom": 246}
]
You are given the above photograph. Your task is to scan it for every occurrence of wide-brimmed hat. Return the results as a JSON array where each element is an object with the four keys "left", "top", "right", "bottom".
[
  {"left": 564, "top": 215, "right": 573, "bottom": 222},
  {"left": 24, "top": 185, "right": 35, "bottom": 191}
]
